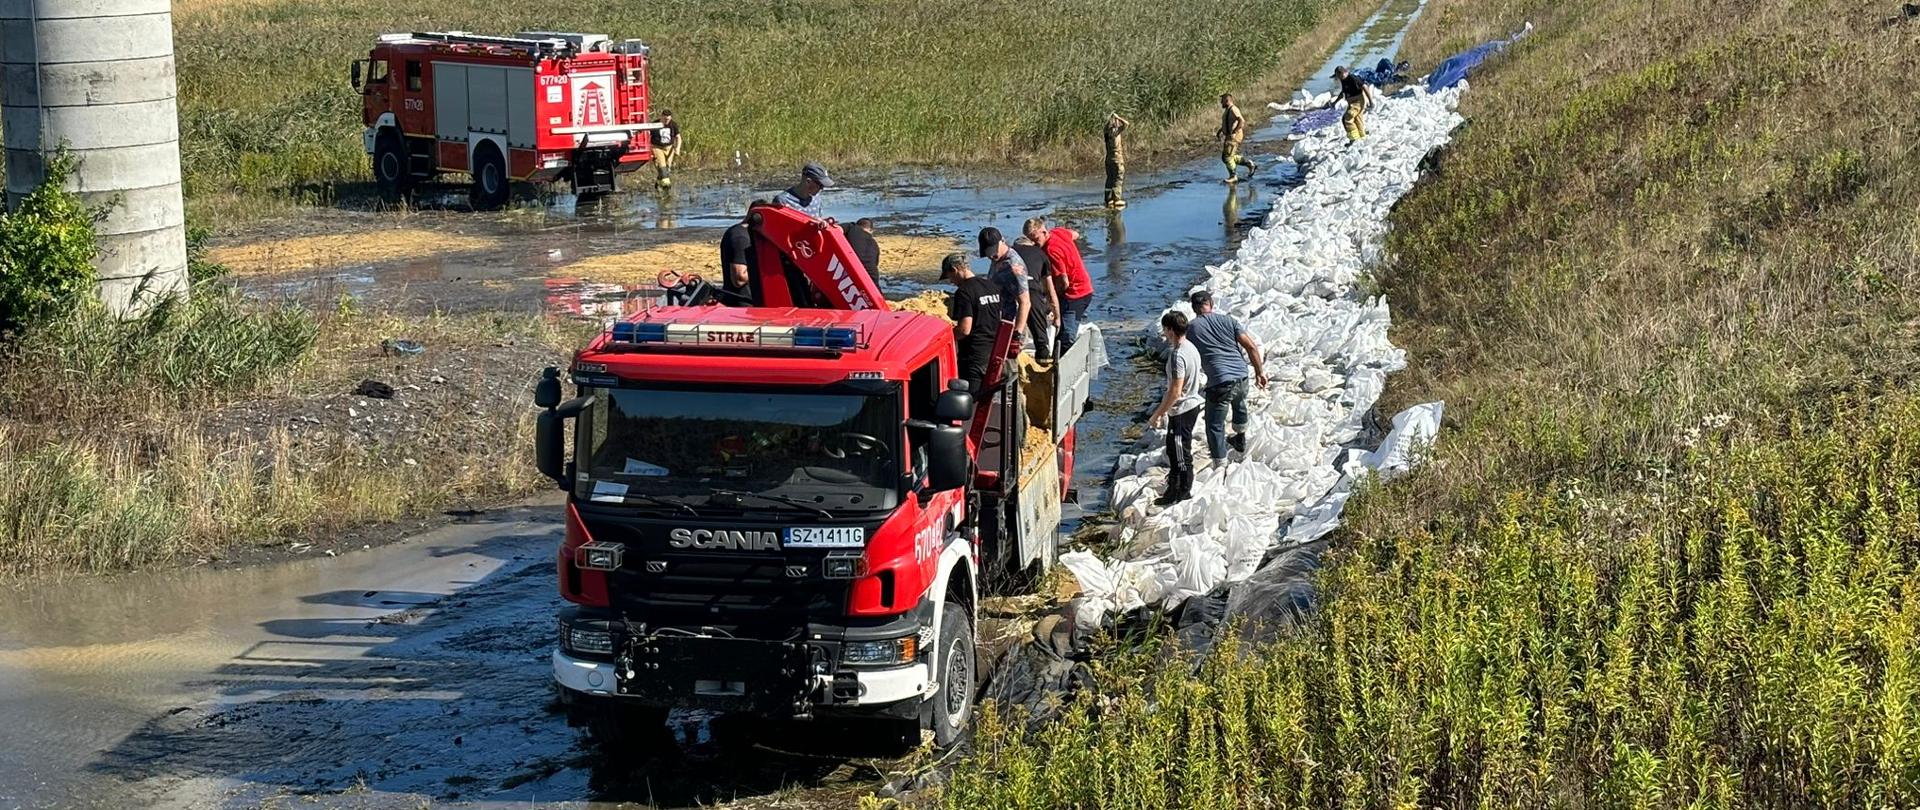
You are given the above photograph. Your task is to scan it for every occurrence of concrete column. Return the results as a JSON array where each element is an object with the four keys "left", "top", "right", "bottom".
[{"left": 1, "top": 0, "right": 188, "bottom": 315}]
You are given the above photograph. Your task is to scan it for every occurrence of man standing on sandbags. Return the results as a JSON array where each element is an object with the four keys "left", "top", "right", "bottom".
[
  {"left": 1148, "top": 311, "right": 1205, "bottom": 506},
  {"left": 1332, "top": 66, "right": 1380, "bottom": 142},
  {"left": 1187, "top": 290, "right": 1268, "bottom": 462},
  {"left": 1216, "top": 94, "right": 1258, "bottom": 183}
]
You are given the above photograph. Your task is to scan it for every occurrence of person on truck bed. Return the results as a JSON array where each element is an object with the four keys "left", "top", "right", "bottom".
[
  {"left": 651, "top": 109, "right": 680, "bottom": 188},
  {"left": 773, "top": 163, "right": 834, "bottom": 218},
  {"left": 1148, "top": 310, "right": 1205, "bottom": 506},
  {"left": 977, "top": 227, "right": 1031, "bottom": 347},
  {"left": 1186, "top": 290, "right": 1268, "bottom": 462},
  {"left": 716, "top": 202, "right": 770, "bottom": 306},
  {"left": 846, "top": 217, "right": 882, "bottom": 275},
  {"left": 942, "top": 252, "right": 1004, "bottom": 394},
  {"left": 1011, "top": 235, "right": 1058, "bottom": 361},
  {"left": 1022, "top": 217, "right": 1095, "bottom": 353}
]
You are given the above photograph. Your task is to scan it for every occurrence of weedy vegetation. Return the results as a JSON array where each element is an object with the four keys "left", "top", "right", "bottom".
[
  {"left": 174, "top": 0, "right": 1364, "bottom": 221},
  {"left": 947, "top": 0, "right": 1920, "bottom": 806}
]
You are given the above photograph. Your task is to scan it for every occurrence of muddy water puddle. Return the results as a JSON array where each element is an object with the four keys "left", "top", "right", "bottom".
[{"left": 5, "top": 1, "right": 1427, "bottom": 806}]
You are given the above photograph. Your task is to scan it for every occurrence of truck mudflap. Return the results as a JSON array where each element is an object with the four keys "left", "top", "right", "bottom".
[
  {"left": 571, "top": 144, "right": 627, "bottom": 194},
  {"left": 617, "top": 634, "right": 816, "bottom": 715}
]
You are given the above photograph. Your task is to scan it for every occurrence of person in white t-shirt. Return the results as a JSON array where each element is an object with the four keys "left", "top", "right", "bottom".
[{"left": 1147, "top": 310, "right": 1206, "bottom": 506}]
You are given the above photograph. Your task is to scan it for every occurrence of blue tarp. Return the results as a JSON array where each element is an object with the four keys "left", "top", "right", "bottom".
[
  {"left": 1425, "top": 23, "right": 1532, "bottom": 93},
  {"left": 1290, "top": 107, "right": 1343, "bottom": 136},
  {"left": 1352, "top": 58, "right": 1410, "bottom": 87}
]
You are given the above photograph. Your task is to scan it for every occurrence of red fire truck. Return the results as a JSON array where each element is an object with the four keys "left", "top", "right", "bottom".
[
  {"left": 533, "top": 205, "right": 1103, "bottom": 750},
  {"left": 350, "top": 31, "right": 658, "bottom": 209}
]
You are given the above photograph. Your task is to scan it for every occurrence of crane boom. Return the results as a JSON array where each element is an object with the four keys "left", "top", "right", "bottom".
[{"left": 746, "top": 205, "right": 890, "bottom": 312}]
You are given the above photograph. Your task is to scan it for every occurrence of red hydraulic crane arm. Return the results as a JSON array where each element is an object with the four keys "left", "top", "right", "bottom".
[{"left": 747, "top": 205, "right": 889, "bottom": 312}]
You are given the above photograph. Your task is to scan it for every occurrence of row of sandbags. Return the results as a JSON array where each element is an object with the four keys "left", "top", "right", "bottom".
[{"left": 1062, "top": 83, "right": 1467, "bottom": 629}]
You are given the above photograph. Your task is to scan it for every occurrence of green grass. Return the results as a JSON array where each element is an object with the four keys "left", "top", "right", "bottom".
[
  {"left": 945, "top": 0, "right": 1920, "bottom": 805},
  {"left": 174, "top": 0, "right": 1351, "bottom": 217}
]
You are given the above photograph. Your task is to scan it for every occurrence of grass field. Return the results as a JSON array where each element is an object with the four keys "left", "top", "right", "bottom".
[
  {"left": 174, "top": 0, "right": 1357, "bottom": 221},
  {"left": 947, "top": 0, "right": 1920, "bottom": 805}
]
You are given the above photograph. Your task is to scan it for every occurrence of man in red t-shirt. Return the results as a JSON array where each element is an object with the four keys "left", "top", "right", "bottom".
[{"left": 1022, "top": 217, "right": 1095, "bottom": 351}]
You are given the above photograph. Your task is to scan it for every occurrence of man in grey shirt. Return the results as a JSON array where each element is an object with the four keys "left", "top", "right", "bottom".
[
  {"left": 1185, "top": 290, "right": 1268, "bottom": 462},
  {"left": 1148, "top": 310, "right": 1206, "bottom": 506},
  {"left": 773, "top": 163, "right": 833, "bottom": 218}
]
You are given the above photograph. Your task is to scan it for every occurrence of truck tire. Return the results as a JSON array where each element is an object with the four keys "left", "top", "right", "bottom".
[
  {"left": 470, "top": 143, "right": 510, "bottom": 211},
  {"left": 928, "top": 606, "right": 975, "bottom": 748},
  {"left": 582, "top": 705, "right": 670, "bottom": 757},
  {"left": 372, "top": 131, "right": 411, "bottom": 204}
]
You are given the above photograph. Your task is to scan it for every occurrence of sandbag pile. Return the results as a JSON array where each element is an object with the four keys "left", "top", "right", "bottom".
[{"left": 1063, "top": 84, "right": 1466, "bottom": 627}]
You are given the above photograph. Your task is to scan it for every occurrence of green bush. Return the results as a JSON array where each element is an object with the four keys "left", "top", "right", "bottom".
[{"left": 0, "top": 153, "right": 101, "bottom": 332}]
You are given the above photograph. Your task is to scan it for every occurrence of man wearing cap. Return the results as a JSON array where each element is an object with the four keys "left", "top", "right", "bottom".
[
  {"left": 1186, "top": 290, "right": 1268, "bottom": 462},
  {"left": 978, "top": 227, "right": 1031, "bottom": 348},
  {"left": 774, "top": 163, "right": 834, "bottom": 218},
  {"left": 942, "top": 253, "right": 1004, "bottom": 393},
  {"left": 1216, "top": 94, "right": 1257, "bottom": 183},
  {"left": 1332, "top": 66, "right": 1380, "bottom": 142},
  {"left": 1022, "top": 217, "right": 1095, "bottom": 353}
]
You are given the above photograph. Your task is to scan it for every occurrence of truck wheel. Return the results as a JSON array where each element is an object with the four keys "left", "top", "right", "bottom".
[
  {"left": 583, "top": 705, "right": 670, "bottom": 757},
  {"left": 372, "top": 131, "right": 411, "bottom": 203},
  {"left": 470, "top": 144, "right": 510, "bottom": 211},
  {"left": 928, "top": 606, "right": 975, "bottom": 748}
]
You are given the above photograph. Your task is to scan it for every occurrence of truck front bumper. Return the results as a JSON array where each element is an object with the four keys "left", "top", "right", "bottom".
[{"left": 552, "top": 648, "right": 931, "bottom": 713}]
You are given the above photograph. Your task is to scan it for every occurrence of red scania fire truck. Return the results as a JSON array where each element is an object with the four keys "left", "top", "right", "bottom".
[
  {"left": 533, "top": 205, "right": 1103, "bottom": 749},
  {"left": 350, "top": 31, "right": 658, "bottom": 209}
]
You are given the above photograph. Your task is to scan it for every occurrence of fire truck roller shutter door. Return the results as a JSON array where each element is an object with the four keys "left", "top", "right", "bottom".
[
  {"left": 432, "top": 62, "right": 468, "bottom": 141},
  {"left": 506, "top": 68, "right": 536, "bottom": 148},
  {"left": 467, "top": 66, "right": 509, "bottom": 136}
]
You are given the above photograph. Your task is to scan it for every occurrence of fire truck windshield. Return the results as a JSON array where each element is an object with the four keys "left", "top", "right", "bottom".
[{"left": 573, "top": 386, "right": 902, "bottom": 514}]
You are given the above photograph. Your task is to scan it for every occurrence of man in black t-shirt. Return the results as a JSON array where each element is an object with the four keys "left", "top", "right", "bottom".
[
  {"left": 718, "top": 214, "right": 757, "bottom": 306},
  {"left": 845, "top": 218, "right": 882, "bottom": 275},
  {"left": 942, "top": 252, "right": 1004, "bottom": 393},
  {"left": 1332, "top": 66, "right": 1378, "bottom": 142},
  {"left": 1011, "top": 237, "right": 1057, "bottom": 361}
]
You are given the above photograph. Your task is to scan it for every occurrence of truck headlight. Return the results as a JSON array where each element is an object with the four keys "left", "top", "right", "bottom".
[
  {"left": 576, "top": 541, "right": 624, "bottom": 571},
  {"left": 843, "top": 635, "right": 917, "bottom": 666},
  {"left": 560, "top": 619, "right": 615, "bottom": 656}
]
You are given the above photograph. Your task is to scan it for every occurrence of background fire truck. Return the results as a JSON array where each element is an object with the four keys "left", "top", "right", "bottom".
[{"left": 350, "top": 31, "right": 659, "bottom": 210}]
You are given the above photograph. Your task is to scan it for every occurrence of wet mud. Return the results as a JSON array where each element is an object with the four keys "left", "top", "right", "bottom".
[{"left": 1, "top": 1, "right": 1426, "bottom": 806}]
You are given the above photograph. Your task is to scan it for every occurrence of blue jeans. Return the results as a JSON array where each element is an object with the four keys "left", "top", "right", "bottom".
[
  {"left": 1203, "top": 378, "right": 1250, "bottom": 460},
  {"left": 1058, "top": 294, "right": 1092, "bottom": 351}
]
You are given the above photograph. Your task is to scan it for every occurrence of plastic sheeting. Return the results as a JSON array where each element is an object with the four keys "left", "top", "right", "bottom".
[
  {"left": 1426, "top": 21, "right": 1533, "bottom": 93},
  {"left": 1066, "top": 82, "right": 1468, "bottom": 627}
]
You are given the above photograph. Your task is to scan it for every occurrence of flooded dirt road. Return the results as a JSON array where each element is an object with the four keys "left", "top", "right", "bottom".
[{"left": 1, "top": 2, "right": 1424, "bottom": 807}]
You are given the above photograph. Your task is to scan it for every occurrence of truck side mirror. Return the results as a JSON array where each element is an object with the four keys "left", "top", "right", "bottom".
[
  {"left": 535, "top": 366, "right": 562, "bottom": 409},
  {"left": 536, "top": 410, "right": 567, "bottom": 487},
  {"left": 935, "top": 382, "right": 974, "bottom": 423},
  {"left": 350, "top": 60, "right": 363, "bottom": 91},
  {"left": 925, "top": 425, "right": 970, "bottom": 493}
]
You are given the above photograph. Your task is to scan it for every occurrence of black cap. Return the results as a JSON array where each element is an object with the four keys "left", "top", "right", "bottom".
[
  {"left": 977, "top": 227, "right": 1003, "bottom": 258},
  {"left": 802, "top": 162, "right": 834, "bottom": 188},
  {"left": 1189, "top": 290, "right": 1213, "bottom": 309},
  {"left": 1331, "top": 66, "right": 1348, "bottom": 78},
  {"left": 939, "top": 252, "right": 969, "bottom": 280}
]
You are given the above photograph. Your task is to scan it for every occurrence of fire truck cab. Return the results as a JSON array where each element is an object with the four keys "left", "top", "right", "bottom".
[{"left": 351, "top": 31, "right": 658, "bottom": 210}]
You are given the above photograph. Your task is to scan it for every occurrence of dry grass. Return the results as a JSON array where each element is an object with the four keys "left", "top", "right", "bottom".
[
  {"left": 0, "top": 289, "right": 581, "bottom": 575},
  {"left": 207, "top": 228, "right": 499, "bottom": 275}
]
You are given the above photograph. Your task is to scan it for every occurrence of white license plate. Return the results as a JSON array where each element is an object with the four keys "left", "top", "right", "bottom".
[{"left": 784, "top": 527, "right": 865, "bottom": 548}]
